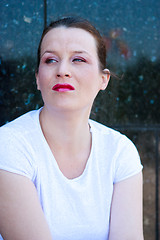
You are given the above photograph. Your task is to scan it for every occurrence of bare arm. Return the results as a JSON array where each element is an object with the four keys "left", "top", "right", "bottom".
[
  {"left": 109, "top": 171, "right": 144, "bottom": 240},
  {"left": 0, "top": 170, "right": 52, "bottom": 240}
]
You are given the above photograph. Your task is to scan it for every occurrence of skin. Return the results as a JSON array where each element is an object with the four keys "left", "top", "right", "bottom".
[
  {"left": 0, "top": 170, "right": 52, "bottom": 240},
  {"left": 36, "top": 27, "right": 108, "bottom": 115},
  {"left": 35, "top": 27, "right": 109, "bottom": 179},
  {"left": 0, "top": 27, "right": 143, "bottom": 239},
  {"left": 108, "top": 172, "right": 144, "bottom": 240}
]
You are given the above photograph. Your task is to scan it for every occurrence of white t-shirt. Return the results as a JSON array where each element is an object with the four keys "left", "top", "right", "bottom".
[{"left": 0, "top": 109, "right": 143, "bottom": 240}]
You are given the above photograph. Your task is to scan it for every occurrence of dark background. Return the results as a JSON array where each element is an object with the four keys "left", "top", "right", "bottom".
[{"left": 0, "top": 0, "right": 159, "bottom": 126}]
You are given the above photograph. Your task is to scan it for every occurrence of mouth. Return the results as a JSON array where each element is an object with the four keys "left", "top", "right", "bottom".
[{"left": 52, "top": 83, "right": 75, "bottom": 92}]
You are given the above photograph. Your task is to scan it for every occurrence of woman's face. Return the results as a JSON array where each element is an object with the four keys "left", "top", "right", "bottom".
[{"left": 36, "top": 27, "right": 109, "bottom": 114}]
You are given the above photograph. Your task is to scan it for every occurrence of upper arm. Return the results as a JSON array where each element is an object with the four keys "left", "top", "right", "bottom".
[
  {"left": 109, "top": 171, "right": 144, "bottom": 240},
  {"left": 0, "top": 170, "right": 52, "bottom": 240}
]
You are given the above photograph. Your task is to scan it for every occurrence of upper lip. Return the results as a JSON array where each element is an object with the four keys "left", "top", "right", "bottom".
[{"left": 52, "top": 83, "right": 75, "bottom": 91}]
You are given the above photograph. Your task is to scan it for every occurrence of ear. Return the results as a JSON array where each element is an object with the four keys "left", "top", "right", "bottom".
[
  {"left": 100, "top": 68, "right": 110, "bottom": 90},
  {"left": 35, "top": 71, "right": 40, "bottom": 90}
]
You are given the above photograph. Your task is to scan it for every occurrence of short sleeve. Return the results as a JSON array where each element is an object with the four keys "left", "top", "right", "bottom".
[
  {"left": 113, "top": 135, "right": 143, "bottom": 183},
  {"left": 0, "top": 126, "right": 37, "bottom": 180}
]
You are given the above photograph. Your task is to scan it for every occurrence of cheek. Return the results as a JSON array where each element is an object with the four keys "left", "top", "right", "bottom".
[
  {"left": 80, "top": 72, "right": 101, "bottom": 97},
  {"left": 38, "top": 65, "right": 49, "bottom": 78},
  {"left": 37, "top": 66, "right": 52, "bottom": 88}
]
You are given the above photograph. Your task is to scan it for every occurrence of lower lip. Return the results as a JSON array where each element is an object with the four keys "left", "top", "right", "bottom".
[{"left": 53, "top": 88, "right": 73, "bottom": 92}]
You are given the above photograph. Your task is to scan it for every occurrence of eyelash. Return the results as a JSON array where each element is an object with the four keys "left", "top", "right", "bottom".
[
  {"left": 72, "top": 58, "right": 86, "bottom": 63},
  {"left": 45, "top": 58, "right": 57, "bottom": 64},
  {"left": 44, "top": 57, "right": 86, "bottom": 64}
]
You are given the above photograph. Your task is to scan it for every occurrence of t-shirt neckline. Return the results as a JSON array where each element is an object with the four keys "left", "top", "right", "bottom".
[{"left": 35, "top": 108, "right": 94, "bottom": 183}]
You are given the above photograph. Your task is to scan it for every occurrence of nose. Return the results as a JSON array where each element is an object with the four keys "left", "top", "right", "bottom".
[{"left": 56, "top": 60, "right": 71, "bottom": 78}]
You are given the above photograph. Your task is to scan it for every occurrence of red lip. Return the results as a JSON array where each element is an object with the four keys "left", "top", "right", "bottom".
[{"left": 52, "top": 83, "right": 75, "bottom": 92}]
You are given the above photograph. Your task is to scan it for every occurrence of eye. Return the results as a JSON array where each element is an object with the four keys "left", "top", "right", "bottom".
[
  {"left": 72, "top": 58, "right": 86, "bottom": 63},
  {"left": 45, "top": 58, "right": 58, "bottom": 64}
]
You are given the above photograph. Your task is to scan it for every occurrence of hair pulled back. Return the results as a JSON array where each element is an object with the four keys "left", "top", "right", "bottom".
[{"left": 36, "top": 16, "right": 106, "bottom": 72}]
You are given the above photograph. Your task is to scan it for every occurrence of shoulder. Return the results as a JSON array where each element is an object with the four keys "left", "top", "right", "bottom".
[
  {"left": 0, "top": 109, "right": 41, "bottom": 140},
  {"left": 0, "top": 109, "right": 41, "bottom": 180},
  {"left": 89, "top": 119, "right": 143, "bottom": 182},
  {"left": 89, "top": 119, "right": 139, "bottom": 155},
  {"left": 0, "top": 108, "right": 42, "bottom": 162},
  {"left": 0, "top": 108, "right": 41, "bottom": 130},
  {"left": 89, "top": 119, "right": 130, "bottom": 146}
]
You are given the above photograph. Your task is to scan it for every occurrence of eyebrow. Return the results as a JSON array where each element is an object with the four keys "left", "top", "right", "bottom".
[
  {"left": 41, "top": 50, "right": 57, "bottom": 58},
  {"left": 41, "top": 50, "right": 90, "bottom": 58},
  {"left": 72, "top": 50, "right": 88, "bottom": 54}
]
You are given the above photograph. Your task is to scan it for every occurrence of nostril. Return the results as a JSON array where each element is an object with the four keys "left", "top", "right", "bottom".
[{"left": 56, "top": 73, "right": 71, "bottom": 78}]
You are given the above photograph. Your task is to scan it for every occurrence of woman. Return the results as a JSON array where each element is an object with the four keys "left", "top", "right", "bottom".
[{"left": 0, "top": 17, "right": 143, "bottom": 240}]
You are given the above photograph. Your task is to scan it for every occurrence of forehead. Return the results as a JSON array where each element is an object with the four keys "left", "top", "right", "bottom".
[{"left": 41, "top": 26, "right": 98, "bottom": 55}]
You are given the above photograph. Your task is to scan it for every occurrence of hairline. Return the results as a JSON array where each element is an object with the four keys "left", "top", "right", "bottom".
[{"left": 36, "top": 17, "right": 106, "bottom": 72}]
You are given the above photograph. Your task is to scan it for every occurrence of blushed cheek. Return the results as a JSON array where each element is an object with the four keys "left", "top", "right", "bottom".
[
  {"left": 38, "top": 77, "right": 47, "bottom": 90},
  {"left": 36, "top": 72, "right": 46, "bottom": 90},
  {"left": 38, "top": 74, "right": 53, "bottom": 92},
  {"left": 37, "top": 66, "right": 49, "bottom": 82}
]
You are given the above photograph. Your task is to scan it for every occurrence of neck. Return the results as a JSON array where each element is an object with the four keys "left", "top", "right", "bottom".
[
  {"left": 39, "top": 105, "right": 91, "bottom": 150},
  {"left": 39, "top": 105, "right": 92, "bottom": 179}
]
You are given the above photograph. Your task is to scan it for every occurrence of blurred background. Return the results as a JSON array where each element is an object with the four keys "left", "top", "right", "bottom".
[{"left": 0, "top": 0, "right": 159, "bottom": 239}]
